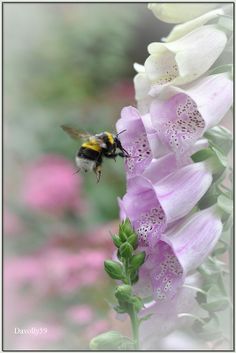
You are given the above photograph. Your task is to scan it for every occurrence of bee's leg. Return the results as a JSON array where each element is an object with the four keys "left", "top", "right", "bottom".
[
  {"left": 73, "top": 168, "right": 81, "bottom": 175},
  {"left": 118, "top": 152, "right": 130, "bottom": 158},
  {"left": 94, "top": 165, "right": 102, "bottom": 183}
]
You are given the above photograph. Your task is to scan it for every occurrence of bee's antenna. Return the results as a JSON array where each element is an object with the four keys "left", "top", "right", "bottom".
[{"left": 116, "top": 129, "right": 126, "bottom": 137}]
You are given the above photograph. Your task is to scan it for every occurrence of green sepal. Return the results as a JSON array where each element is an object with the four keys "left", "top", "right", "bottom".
[
  {"left": 223, "top": 214, "right": 233, "bottom": 231},
  {"left": 209, "top": 64, "right": 233, "bottom": 76},
  {"left": 212, "top": 239, "right": 229, "bottom": 257},
  {"left": 204, "top": 126, "right": 233, "bottom": 156},
  {"left": 119, "top": 242, "right": 133, "bottom": 258},
  {"left": 217, "top": 194, "right": 233, "bottom": 215},
  {"left": 201, "top": 286, "right": 229, "bottom": 312},
  {"left": 112, "top": 235, "right": 122, "bottom": 248},
  {"left": 104, "top": 260, "right": 125, "bottom": 280},
  {"left": 191, "top": 148, "right": 214, "bottom": 163},
  {"left": 129, "top": 252, "right": 146, "bottom": 270},
  {"left": 130, "top": 296, "right": 143, "bottom": 312},
  {"left": 89, "top": 330, "right": 134, "bottom": 350}
]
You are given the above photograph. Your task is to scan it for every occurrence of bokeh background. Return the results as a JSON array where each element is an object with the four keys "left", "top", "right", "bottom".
[{"left": 3, "top": 3, "right": 174, "bottom": 350}]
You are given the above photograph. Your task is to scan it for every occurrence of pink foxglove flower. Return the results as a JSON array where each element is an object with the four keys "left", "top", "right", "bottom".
[
  {"left": 119, "top": 162, "right": 212, "bottom": 246},
  {"left": 139, "top": 272, "right": 203, "bottom": 349},
  {"left": 135, "top": 206, "right": 222, "bottom": 301},
  {"left": 150, "top": 73, "right": 233, "bottom": 155}
]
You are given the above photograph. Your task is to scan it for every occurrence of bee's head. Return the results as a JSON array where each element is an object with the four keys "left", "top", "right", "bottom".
[{"left": 114, "top": 129, "right": 126, "bottom": 148}]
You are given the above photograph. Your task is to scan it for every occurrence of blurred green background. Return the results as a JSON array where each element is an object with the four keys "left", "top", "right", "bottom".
[{"left": 3, "top": 3, "right": 172, "bottom": 350}]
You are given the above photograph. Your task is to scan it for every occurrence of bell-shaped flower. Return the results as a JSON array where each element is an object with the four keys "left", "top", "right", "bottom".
[
  {"left": 150, "top": 73, "right": 233, "bottom": 155},
  {"left": 116, "top": 106, "right": 153, "bottom": 178},
  {"left": 139, "top": 273, "right": 203, "bottom": 349},
  {"left": 148, "top": 3, "right": 218, "bottom": 23},
  {"left": 145, "top": 25, "right": 227, "bottom": 87},
  {"left": 135, "top": 206, "right": 222, "bottom": 302},
  {"left": 164, "top": 8, "right": 224, "bottom": 42},
  {"left": 119, "top": 162, "right": 212, "bottom": 246}
]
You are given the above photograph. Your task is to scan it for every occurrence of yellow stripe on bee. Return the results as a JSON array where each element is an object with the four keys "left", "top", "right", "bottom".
[
  {"left": 82, "top": 140, "right": 102, "bottom": 152},
  {"left": 106, "top": 132, "right": 114, "bottom": 145}
]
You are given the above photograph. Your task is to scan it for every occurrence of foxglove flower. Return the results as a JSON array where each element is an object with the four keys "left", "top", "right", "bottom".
[
  {"left": 119, "top": 162, "right": 212, "bottom": 246},
  {"left": 145, "top": 25, "right": 227, "bottom": 87},
  {"left": 135, "top": 206, "right": 222, "bottom": 301},
  {"left": 148, "top": 3, "right": 218, "bottom": 23},
  {"left": 163, "top": 8, "right": 224, "bottom": 42},
  {"left": 116, "top": 106, "right": 153, "bottom": 178},
  {"left": 139, "top": 273, "right": 203, "bottom": 349},
  {"left": 150, "top": 73, "right": 233, "bottom": 155}
]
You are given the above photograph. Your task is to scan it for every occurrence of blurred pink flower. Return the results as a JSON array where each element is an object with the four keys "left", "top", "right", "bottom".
[
  {"left": 4, "top": 210, "right": 23, "bottom": 235},
  {"left": 84, "top": 319, "right": 110, "bottom": 340},
  {"left": 22, "top": 155, "right": 82, "bottom": 213},
  {"left": 66, "top": 305, "right": 93, "bottom": 325}
]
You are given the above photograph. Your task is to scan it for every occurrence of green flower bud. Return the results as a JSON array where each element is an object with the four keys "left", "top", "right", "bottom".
[
  {"left": 89, "top": 331, "right": 127, "bottom": 350},
  {"left": 119, "top": 242, "right": 133, "bottom": 258},
  {"left": 115, "top": 284, "right": 132, "bottom": 302},
  {"left": 120, "top": 219, "right": 134, "bottom": 237},
  {"left": 104, "top": 260, "right": 124, "bottom": 280},
  {"left": 119, "top": 230, "right": 127, "bottom": 242},
  {"left": 112, "top": 235, "right": 122, "bottom": 248},
  {"left": 127, "top": 233, "right": 138, "bottom": 249},
  {"left": 130, "top": 251, "right": 146, "bottom": 270}
]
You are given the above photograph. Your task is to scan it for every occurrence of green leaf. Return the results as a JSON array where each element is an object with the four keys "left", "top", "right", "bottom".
[
  {"left": 217, "top": 194, "right": 233, "bottom": 215},
  {"left": 89, "top": 331, "right": 134, "bottom": 350},
  {"left": 129, "top": 252, "right": 146, "bottom": 270},
  {"left": 104, "top": 260, "right": 125, "bottom": 280}
]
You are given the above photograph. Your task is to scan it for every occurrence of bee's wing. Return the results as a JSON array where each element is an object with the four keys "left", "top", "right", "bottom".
[{"left": 61, "top": 125, "right": 92, "bottom": 141}]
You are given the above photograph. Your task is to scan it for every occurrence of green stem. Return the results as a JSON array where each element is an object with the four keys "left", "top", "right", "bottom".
[
  {"left": 129, "top": 306, "right": 139, "bottom": 350},
  {"left": 124, "top": 258, "right": 140, "bottom": 350}
]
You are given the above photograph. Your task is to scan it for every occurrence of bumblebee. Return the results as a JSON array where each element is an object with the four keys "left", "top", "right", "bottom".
[{"left": 61, "top": 125, "right": 129, "bottom": 182}]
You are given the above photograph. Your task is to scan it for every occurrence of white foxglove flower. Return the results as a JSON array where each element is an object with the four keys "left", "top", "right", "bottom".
[
  {"left": 145, "top": 25, "right": 227, "bottom": 87},
  {"left": 164, "top": 8, "right": 224, "bottom": 42},
  {"left": 148, "top": 3, "right": 218, "bottom": 23}
]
